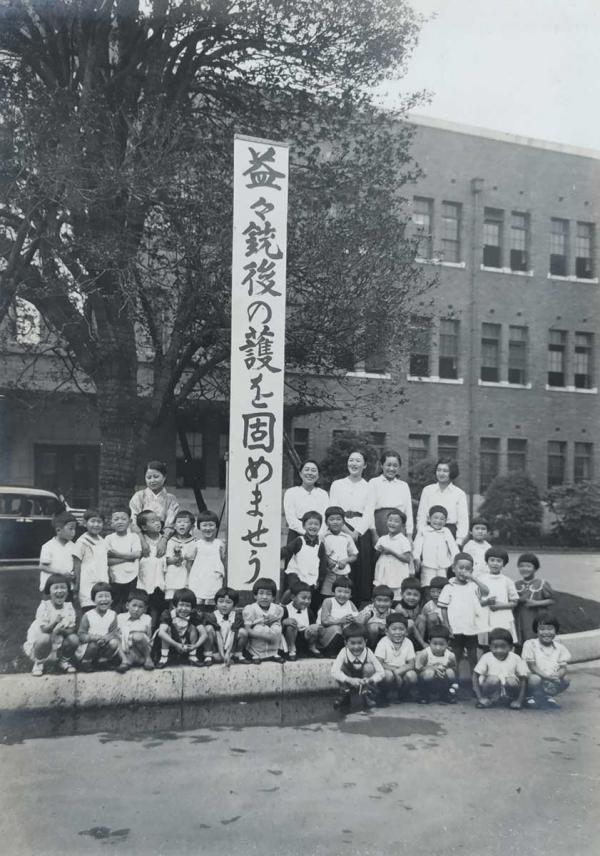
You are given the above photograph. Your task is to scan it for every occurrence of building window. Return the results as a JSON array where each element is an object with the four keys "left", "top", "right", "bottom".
[
  {"left": 408, "top": 434, "right": 430, "bottom": 469},
  {"left": 34, "top": 444, "right": 100, "bottom": 508},
  {"left": 507, "top": 438, "right": 527, "bottom": 472},
  {"left": 547, "top": 330, "right": 567, "bottom": 387},
  {"left": 409, "top": 318, "right": 432, "bottom": 377},
  {"left": 479, "top": 437, "right": 500, "bottom": 493},
  {"left": 510, "top": 212, "right": 529, "bottom": 272},
  {"left": 481, "top": 323, "right": 501, "bottom": 382},
  {"left": 574, "top": 442, "right": 593, "bottom": 482},
  {"left": 413, "top": 197, "right": 433, "bottom": 259},
  {"left": 574, "top": 332, "right": 593, "bottom": 389},
  {"left": 438, "top": 435, "right": 459, "bottom": 461},
  {"left": 176, "top": 431, "right": 204, "bottom": 488},
  {"left": 508, "top": 325, "right": 528, "bottom": 385},
  {"left": 547, "top": 441, "right": 566, "bottom": 488},
  {"left": 550, "top": 218, "right": 568, "bottom": 276},
  {"left": 293, "top": 427, "right": 310, "bottom": 461},
  {"left": 483, "top": 208, "right": 503, "bottom": 268},
  {"left": 575, "top": 222, "right": 594, "bottom": 279},
  {"left": 369, "top": 432, "right": 387, "bottom": 459},
  {"left": 441, "top": 201, "right": 461, "bottom": 262},
  {"left": 438, "top": 319, "right": 459, "bottom": 379}
]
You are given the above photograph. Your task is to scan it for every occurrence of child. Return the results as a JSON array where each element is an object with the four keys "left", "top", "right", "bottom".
[
  {"left": 320, "top": 506, "right": 358, "bottom": 597},
  {"left": 473, "top": 627, "right": 528, "bottom": 709},
  {"left": 476, "top": 547, "right": 519, "bottom": 646},
  {"left": 438, "top": 552, "right": 489, "bottom": 676},
  {"left": 315, "top": 577, "right": 359, "bottom": 657},
  {"left": 462, "top": 518, "right": 492, "bottom": 576},
  {"left": 75, "top": 509, "right": 109, "bottom": 612},
  {"left": 24, "top": 574, "right": 80, "bottom": 675},
  {"left": 105, "top": 506, "right": 142, "bottom": 614},
  {"left": 116, "top": 589, "right": 154, "bottom": 671},
  {"left": 357, "top": 585, "right": 395, "bottom": 649},
  {"left": 522, "top": 614, "right": 571, "bottom": 708},
  {"left": 210, "top": 587, "right": 249, "bottom": 665},
  {"left": 375, "top": 613, "right": 418, "bottom": 702},
  {"left": 242, "top": 578, "right": 285, "bottom": 663},
  {"left": 412, "top": 505, "right": 458, "bottom": 587},
  {"left": 373, "top": 509, "right": 413, "bottom": 599},
  {"left": 330, "top": 622, "right": 384, "bottom": 710},
  {"left": 165, "top": 510, "right": 197, "bottom": 603},
  {"left": 280, "top": 510, "right": 328, "bottom": 607},
  {"left": 156, "top": 587, "right": 207, "bottom": 667},
  {"left": 38, "top": 511, "right": 79, "bottom": 593},
  {"left": 77, "top": 582, "right": 126, "bottom": 672},
  {"left": 418, "top": 576, "right": 446, "bottom": 642},
  {"left": 136, "top": 510, "right": 167, "bottom": 630},
  {"left": 514, "top": 552, "right": 555, "bottom": 645},
  {"left": 415, "top": 625, "right": 458, "bottom": 704},
  {"left": 188, "top": 510, "right": 225, "bottom": 607},
  {"left": 282, "top": 581, "right": 320, "bottom": 660},
  {"left": 130, "top": 459, "right": 179, "bottom": 551},
  {"left": 394, "top": 577, "right": 427, "bottom": 650}
]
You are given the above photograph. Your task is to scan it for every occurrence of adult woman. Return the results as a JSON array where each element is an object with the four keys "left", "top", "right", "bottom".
[
  {"left": 329, "top": 450, "right": 372, "bottom": 604},
  {"left": 129, "top": 460, "right": 179, "bottom": 557},
  {"left": 365, "top": 450, "right": 414, "bottom": 545},
  {"left": 283, "top": 460, "right": 329, "bottom": 543},
  {"left": 416, "top": 457, "right": 469, "bottom": 545}
]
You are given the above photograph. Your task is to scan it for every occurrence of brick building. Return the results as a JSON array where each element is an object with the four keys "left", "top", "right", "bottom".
[{"left": 1, "top": 116, "right": 599, "bottom": 510}]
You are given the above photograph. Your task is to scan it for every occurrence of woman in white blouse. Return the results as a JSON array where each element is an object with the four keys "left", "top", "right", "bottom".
[
  {"left": 329, "top": 450, "right": 372, "bottom": 604},
  {"left": 365, "top": 450, "right": 414, "bottom": 547},
  {"left": 416, "top": 457, "right": 469, "bottom": 545},
  {"left": 283, "top": 460, "right": 329, "bottom": 544}
]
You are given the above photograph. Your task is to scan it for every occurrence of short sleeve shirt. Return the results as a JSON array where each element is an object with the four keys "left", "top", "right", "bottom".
[
  {"left": 374, "top": 636, "right": 415, "bottom": 668},
  {"left": 438, "top": 579, "right": 481, "bottom": 636},
  {"left": 105, "top": 532, "right": 142, "bottom": 584},
  {"left": 39, "top": 537, "right": 78, "bottom": 591},
  {"left": 521, "top": 638, "right": 571, "bottom": 677},
  {"left": 474, "top": 651, "right": 529, "bottom": 680}
]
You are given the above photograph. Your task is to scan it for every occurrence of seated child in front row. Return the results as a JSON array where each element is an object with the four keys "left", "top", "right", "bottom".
[
  {"left": 330, "top": 622, "right": 384, "bottom": 711},
  {"left": 373, "top": 509, "right": 413, "bottom": 600},
  {"left": 375, "top": 613, "right": 417, "bottom": 702},
  {"left": 357, "top": 585, "right": 395, "bottom": 649},
  {"left": 415, "top": 624, "right": 458, "bottom": 704},
  {"left": 314, "top": 577, "right": 359, "bottom": 657},
  {"left": 418, "top": 576, "right": 447, "bottom": 642},
  {"left": 77, "top": 582, "right": 127, "bottom": 672},
  {"left": 522, "top": 614, "right": 571, "bottom": 708},
  {"left": 280, "top": 510, "right": 327, "bottom": 608},
  {"left": 116, "top": 588, "right": 154, "bottom": 671},
  {"left": 156, "top": 587, "right": 209, "bottom": 667},
  {"left": 320, "top": 506, "right": 358, "bottom": 597},
  {"left": 412, "top": 505, "right": 458, "bottom": 587},
  {"left": 473, "top": 627, "right": 528, "bottom": 710},
  {"left": 282, "top": 581, "right": 320, "bottom": 660},
  {"left": 209, "top": 587, "right": 249, "bottom": 665},
  {"left": 394, "top": 577, "right": 427, "bottom": 650},
  {"left": 242, "top": 578, "right": 285, "bottom": 664},
  {"left": 24, "top": 574, "right": 80, "bottom": 676}
]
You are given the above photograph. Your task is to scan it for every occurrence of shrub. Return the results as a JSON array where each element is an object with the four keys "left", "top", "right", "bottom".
[
  {"left": 546, "top": 481, "right": 600, "bottom": 547},
  {"left": 318, "top": 431, "right": 380, "bottom": 490},
  {"left": 407, "top": 457, "right": 437, "bottom": 505},
  {"left": 478, "top": 473, "right": 543, "bottom": 545}
]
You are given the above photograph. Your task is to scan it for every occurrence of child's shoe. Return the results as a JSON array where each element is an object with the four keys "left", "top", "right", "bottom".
[
  {"left": 188, "top": 653, "right": 203, "bottom": 666},
  {"left": 31, "top": 661, "right": 44, "bottom": 677},
  {"left": 156, "top": 654, "right": 169, "bottom": 669},
  {"left": 116, "top": 662, "right": 130, "bottom": 674},
  {"left": 57, "top": 658, "right": 76, "bottom": 673},
  {"left": 361, "top": 688, "right": 378, "bottom": 709},
  {"left": 544, "top": 697, "right": 560, "bottom": 709},
  {"left": 143, "top": 657, "right": 155, "bottom": 671},
  {"left": 333, "top": 689, "right": 352, "bottom": 711}
]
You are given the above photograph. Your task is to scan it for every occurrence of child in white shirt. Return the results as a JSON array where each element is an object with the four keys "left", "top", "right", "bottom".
[
  {"left": 331, "top": 623, "right": 384, "bottom": 711},
  {"left": 412, "top": 505, "right": 458, "bottom": 587},
  {"left": 77, "top": 582, "right": 127, "bottom": 672},
  {"left": 473, "top": 627, "right": 528, "bottom": 709},
  {"left": 105, "top": 507, "right": 142, "bottom": 613},
  {"left": 116, "top": 588, "right": 154, "bottom": 671},
  {"left": 136, "top": 510, "right": 167, "bottom": 630},
  {"left": 415, "top": 624, "right": 458, "bottom": 704},
  {"left": 165, "top": 510, "right": 197, "bottom": 602},
  {"left": 438, "top": 552, "right": 489, "bottom": 677},
  {"left": 375, "top": 613, "right": 417, "bottom": 702},
  {"left": 188, "top": 510, "right": 225, "bottom": 606},
  {"left": 462, "top": 518, "right": 492, "bottom": 576},
  {"left": 476, "top": 547, "right": 519, "bottom": 645},
  {"left": 320, "top": 506, "right": 358, "bottom": 596},
  {"left": 75, "top": 509, "right": 109, "bottom": 611},
  {"left": 38, "top": 511, "right": 79, "bottom": 593},
  {"left": 373, "top": 509, "right": 413, "bottom": 599},
  {"left": 523, "top": 614, "right": 571, "bottom": 708}
]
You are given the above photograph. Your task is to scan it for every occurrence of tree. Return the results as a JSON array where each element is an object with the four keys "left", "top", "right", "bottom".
[
  {"left": 318, "top": 431, "right": 381, "bottom": 491},
  {"left": 546, "top": 481, "right": 600, "bottom": 547},
  {"left": 478, "top": 473, "right": 543, "bottom": 545},
  {"left": 0, "top": 0, "right": 431, "bottom": 511}
]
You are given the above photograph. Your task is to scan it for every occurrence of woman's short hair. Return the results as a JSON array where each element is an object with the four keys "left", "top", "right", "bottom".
[
  {"left": 380, "top": 449, "right": 402, "bottom": 468},
  {"left": 436, "top": 457, "right": 459, "bottom": 480}
]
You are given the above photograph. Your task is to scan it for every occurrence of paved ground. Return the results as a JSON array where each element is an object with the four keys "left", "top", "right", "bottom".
[
  {"left": 505, "top": 549, "right": 600, "bottom": 602},
  {"left": 1, "top": 664, "right": 599, "bottom": 856}
]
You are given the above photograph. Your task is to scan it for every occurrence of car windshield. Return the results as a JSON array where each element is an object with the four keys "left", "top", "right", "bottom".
[{"left": 0, "top": 494, "right": 64, "bottom": 517}]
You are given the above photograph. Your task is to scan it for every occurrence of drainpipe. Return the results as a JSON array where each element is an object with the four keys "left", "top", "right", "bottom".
[{"left": 468, "top": 178, "right": 484, "bottom": 520}]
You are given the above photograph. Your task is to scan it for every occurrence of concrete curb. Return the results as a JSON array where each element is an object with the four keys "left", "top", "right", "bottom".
[{"left": 1, "top": 629, "right": 598, "bottom": 715}]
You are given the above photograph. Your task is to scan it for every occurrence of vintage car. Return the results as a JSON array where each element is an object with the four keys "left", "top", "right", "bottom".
[{"left": 0, "top": 486, "right": 68, "bottom": 564}]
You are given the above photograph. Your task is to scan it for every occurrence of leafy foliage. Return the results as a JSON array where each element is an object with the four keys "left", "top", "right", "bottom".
[
  {"left": 546, "top": 481, "right": 600, "bottom": 547},
  {"left": 318, "top": 431, "right": 381, "bottom": 490},
  {"left": 407, "top": 456, "right": 437, "bottom": 505},
  {"left": 478, "top": 473, "right": 543, "bottom": 545}
]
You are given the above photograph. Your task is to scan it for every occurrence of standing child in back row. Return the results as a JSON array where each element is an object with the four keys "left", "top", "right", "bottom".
[
  {"left": 165, "top": 510, "right": 197, "bottom": 605},
  {"left": 373, "top": 510, "right": 413, "bottom": 600},
  {"left": 105, "top": 507, "right": 142, "bottom": 614},
  {"left": 188, "top": 511, "right": 225, "bottom": 607},
  {"left": 461, "top": 518, "right": 492, "bottom": 577},
  {"left": 514, "top": 552, "right": 555, "bottom": 646},
  {"left": 476, "top": 547, "right": 518, "bottom": 647},
  {"left": 412, "top": 505, "right": 458, "bottom": 588},
  {"left": 136, "top": 510, "right": 166, "bottom": 630},
  {"left": 75, "top": 509, "right": 109, "bottom": 612},
  {"left": 39, "top": 511, "right": 79, "bottom": 594}
]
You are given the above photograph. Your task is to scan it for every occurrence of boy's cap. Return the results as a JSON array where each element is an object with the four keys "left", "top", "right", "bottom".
[
  {"left": 428, "top": 576, "right": 448, "bottom": 590},
  {"left": 372, "top": 585, "right": 394, "bottom": 600},
  {"left": 301, "top": 510, "right": 323, "bottom": 524},
  {"left": 343, "top": 622, "right": 366, "bottom": 640},
  {"left": 325, "top": 506, "right": 345, "bottom": 520}
]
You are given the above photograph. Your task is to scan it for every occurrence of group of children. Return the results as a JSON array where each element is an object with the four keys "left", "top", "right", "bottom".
[{"left": 25, "top": 488, "right": 571, "bottom": 713}]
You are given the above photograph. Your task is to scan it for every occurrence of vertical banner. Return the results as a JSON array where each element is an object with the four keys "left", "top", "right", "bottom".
[{"left": 227, "top": 135, "right": 289, "bottom": 589}]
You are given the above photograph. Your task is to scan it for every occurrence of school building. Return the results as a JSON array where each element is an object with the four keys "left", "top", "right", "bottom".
[{"left": 1, "top": 116, "right": 600, "bottom": 510}]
